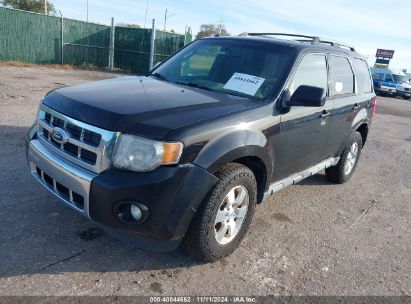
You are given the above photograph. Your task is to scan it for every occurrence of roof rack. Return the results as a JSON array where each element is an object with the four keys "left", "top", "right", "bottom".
[{"left": 242, "top": 33, "right": 356, "bottom": 52}]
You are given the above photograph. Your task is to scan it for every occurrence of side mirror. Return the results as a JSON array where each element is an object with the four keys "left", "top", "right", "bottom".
[
  {"left": 153, "top": 62, "right": 162, "bottom": 69},
  {"left": 288, "top": 85, "right": 325, "bottom": 107}
]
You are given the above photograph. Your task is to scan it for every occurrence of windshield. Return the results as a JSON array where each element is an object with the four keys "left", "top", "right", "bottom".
[
  {"left": 153, "top": 39, "right": 294, "bottom": 100},
  {"left": 372, "top": 73, "right": 384, "bottom": 80},
  {"left": 393, "top": 74, "right": 409, "bottom": 84}
]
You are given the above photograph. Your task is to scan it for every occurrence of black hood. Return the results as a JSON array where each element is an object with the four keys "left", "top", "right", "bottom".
[{"left": 43, "top": 76, "right": 259, "bottom": 139}]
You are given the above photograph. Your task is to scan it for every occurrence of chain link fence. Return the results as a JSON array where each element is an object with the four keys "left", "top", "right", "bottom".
[{"left": 0, "top": 7, "right": 192, "bottom": 73}]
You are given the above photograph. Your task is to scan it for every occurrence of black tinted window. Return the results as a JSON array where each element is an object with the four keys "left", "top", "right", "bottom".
[
  {"left": 384, "top": 74, "right": 393, "bottom": 82},
  {"left": 289, "top": 54, "right": 328, "bottom": 98},
  {"left": 353, "top": 58, "right": 372, "bottom": 93},
  {"left": 330, "top": 56, "right": 354, "bottom": 96}
]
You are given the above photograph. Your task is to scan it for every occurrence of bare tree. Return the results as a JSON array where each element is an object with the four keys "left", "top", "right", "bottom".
[
  {"left": 3, "top": 0, "right": 56, "bottom": 14},
  {"left": 196, "top": 24, "right": 230, "bottom": 39},
  {"left": 116, "top": 22, "right": 142, "bottom": 29}
]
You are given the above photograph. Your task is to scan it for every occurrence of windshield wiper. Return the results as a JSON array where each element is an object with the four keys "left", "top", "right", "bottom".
[
  {"left": 150, "top": 72, "right": 168, "bottom": 81},
  {"left": 174, "top": 81, "right": 263, "bottom": 100},
  {"left": 174, "top": 81, "right": 214, "bottom": 92}
]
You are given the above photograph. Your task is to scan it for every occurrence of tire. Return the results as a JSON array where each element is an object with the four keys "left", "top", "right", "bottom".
[
  {"left": 326, "top": 131, "right": 363, "bottom": 184},
  {"left": 182, "top": 163, "right": 257, "bottom": 262}
]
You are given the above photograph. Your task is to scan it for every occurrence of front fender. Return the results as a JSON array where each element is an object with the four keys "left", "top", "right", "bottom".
[{"left": 193, "top": 129, "right": 273, "bottom": 187}]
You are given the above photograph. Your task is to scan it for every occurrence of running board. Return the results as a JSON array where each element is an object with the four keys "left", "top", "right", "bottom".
[{"left": 262, "top": 157, "right": 340, "bottom": 201}]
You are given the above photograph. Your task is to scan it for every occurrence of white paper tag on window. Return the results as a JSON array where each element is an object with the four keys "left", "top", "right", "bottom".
[{"left": 223, "top": 73, "right": 265, "bottom": 96}]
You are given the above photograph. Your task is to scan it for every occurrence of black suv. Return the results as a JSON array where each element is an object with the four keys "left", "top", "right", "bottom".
[{"left": 26, "top": 33, "right": 376, "bottom": 261}]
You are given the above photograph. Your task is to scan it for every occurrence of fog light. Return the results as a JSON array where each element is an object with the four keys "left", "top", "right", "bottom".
[
  {"left": 113, "top": 201, "right": 149, "bottom": 225},
  {"left": 130, "top": 204, "right": 142, "bottom": 221}
]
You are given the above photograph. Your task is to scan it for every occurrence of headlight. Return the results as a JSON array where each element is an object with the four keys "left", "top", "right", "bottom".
[{"left": 113, "top": 135, "right": 183, "bottom": 172}]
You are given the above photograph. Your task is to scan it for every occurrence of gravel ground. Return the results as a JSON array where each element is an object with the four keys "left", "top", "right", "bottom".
[{"left": 0, "top": 65, "right": 409, "bottom": 296}]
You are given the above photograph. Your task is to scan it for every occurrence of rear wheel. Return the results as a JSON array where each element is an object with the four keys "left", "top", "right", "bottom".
[
  {"left": 326, "top": 131, "right": 363, "bottom": 184},
  {"left": 182, "top": 163, "right": 257, "bottom": 262}
]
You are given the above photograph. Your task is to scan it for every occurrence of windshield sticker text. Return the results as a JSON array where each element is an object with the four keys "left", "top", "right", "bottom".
[{"left": 223, "top": 73, "right": 265, "bottom": 96}]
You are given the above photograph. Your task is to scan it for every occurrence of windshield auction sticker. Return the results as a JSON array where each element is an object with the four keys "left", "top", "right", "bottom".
[{"left": 223, "top": 73, "right": 265, "bottom": 96}]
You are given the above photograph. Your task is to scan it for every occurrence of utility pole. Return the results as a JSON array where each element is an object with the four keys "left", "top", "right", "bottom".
[
  {"left": 144, "top": 0, "right": 149, "bottom": 28},
  {"left": 163, "top": 9, "right": 176, "bottom": 31},
  {"left": 216, "top": 18, "right": 224, "bottom": 35},
  {"left": 44, "top": 0, "right": 48, "bottom": 15},
  {"left": 184, "top": 25, "right": 187, "bottom": 45},
  {"left": 164, "top": 8, "right": 167, "bottom": 31}
]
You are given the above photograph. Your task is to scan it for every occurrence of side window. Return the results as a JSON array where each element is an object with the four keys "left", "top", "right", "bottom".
[
  {"left": 353, "top": 58, "right": 372, "bottom": 93},
  {"left": 384, "top": 74, "right": 393, "bottom": 82},
  {"left": 289, "top": 54, "right": 328, "bottom": 98},
  {"left": 330, "top": 56, "right": 354, "bottom": 96}
]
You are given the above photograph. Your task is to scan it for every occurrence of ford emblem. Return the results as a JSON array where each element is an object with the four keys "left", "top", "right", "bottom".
[{"left": 51, "top": 127, "right": 69, "bottom": 145}]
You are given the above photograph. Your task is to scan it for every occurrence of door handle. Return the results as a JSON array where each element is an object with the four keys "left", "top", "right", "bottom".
[
  {"left": 353, "top": 104, "right": 360, "bottom": 111},
  {"left": 320, "top": 111, "right": 331, "bottom": 119}
]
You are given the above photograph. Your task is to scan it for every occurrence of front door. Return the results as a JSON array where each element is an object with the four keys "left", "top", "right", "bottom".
[{"left": 273, "top": 53, "right": 333, "bottom": 181}]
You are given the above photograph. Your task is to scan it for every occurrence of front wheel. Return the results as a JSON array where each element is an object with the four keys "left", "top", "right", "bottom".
[
  {"left": 326, "top": 131, "right": 363, "bottom": 184},
  {"left": 182, "top": 163, "right": 257, "bottom": 262}
]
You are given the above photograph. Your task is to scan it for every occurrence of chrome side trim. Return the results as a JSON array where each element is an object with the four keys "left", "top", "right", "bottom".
[
  {"left": 37, "top": 104, "right": 119, "bottom": 173},
  {"left": 28, "top": 139, "right": 96, "bottom": 217},
  {"left": 263, "top": 157, "right": 340, "bottom": 201}
]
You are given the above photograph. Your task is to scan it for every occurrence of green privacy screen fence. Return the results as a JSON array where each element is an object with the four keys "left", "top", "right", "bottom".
[{"left": 0, "top": 7, "right": 192, "bottom": 73}]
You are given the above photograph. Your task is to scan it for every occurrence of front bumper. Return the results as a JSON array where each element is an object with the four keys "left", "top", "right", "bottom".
[
  {"left": 396, "top": 90, "right": 411, "bottom": 97},
  {"left": 28, "top": 138, "right": 96, "bottom": 216},
  {"left": 26, "top": 127, "right": 218, "bottom": 250},
  {"left": 376, "top": 86, "right": 396, "bottom": 94}
]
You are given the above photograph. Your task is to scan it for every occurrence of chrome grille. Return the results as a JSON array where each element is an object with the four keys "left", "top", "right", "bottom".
[{"left": 37, "top": 104, "right": 118, "bottom": 173}]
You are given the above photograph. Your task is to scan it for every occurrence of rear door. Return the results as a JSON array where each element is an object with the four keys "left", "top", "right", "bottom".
[
  {"left": 352, "top": 57, "right": 375, "bottom": 127},
  {"left": 326, "top": 55, "right": 366, "bottom": 156},
  {"left": 273, "top": 53, "right": 333, "bottom": 180}
]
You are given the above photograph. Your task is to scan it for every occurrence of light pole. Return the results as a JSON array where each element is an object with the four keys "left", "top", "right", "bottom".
[
  {"left": 216, "top": 18, "right": 224, "bottom": 35},
  {"left": 144, "top": 0, "right": 149, "bottom": 28},
  {"left": 163, "top": 9, "right": 176, "bottom": 31},
  {"left": 44, "top": 0, "right": 48, "bottom": 15},
  {"left": 86, "top": 0, "right": 89, "bottom": 22}
]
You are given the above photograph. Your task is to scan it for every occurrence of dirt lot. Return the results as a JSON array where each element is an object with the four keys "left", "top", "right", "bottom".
[{"left": 0, "top": 65, "right": 410, "bottom": 296}]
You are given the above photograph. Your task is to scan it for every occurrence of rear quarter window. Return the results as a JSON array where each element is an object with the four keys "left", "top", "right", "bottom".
[
  {"left": 353, "top": 58, "right": 372, "bottom": 93},
  {"left": 330, "top": 56, "right": 354, "bottom": 96}
]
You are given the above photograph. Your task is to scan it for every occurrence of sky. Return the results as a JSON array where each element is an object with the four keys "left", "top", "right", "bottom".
[{"left": 51, "top": 0, "right": 411, "bottom": 71}]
